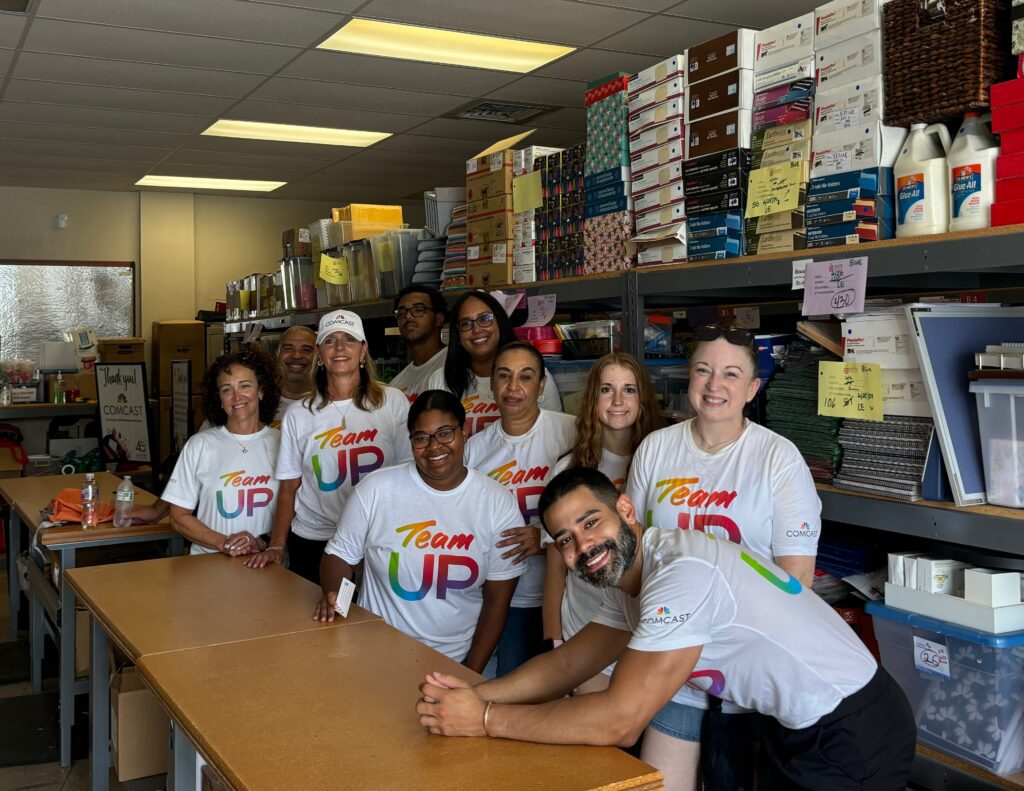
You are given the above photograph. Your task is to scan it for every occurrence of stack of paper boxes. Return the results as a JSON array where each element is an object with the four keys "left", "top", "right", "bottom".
[
  {"left": 466, "top": 149, "right": 515, "bottom": 287},
  {"left": 626, "top": 54, "right": 688, "bottom": 266},
  {"left": 989, "top": 77, "right": 1024, "bottom": 226},
  {"left": 807, "top": 0, "right": 903, "bottom": 249},
  {"left": 745, "top": 14, "right": 816, "bottom": 255},
  {"left": 584, "top": 75, "right": 636, "bottom": 273},
  {"left": 537, "top": 144, "right": 586, "bottom": 280},
  {"left": 683, "top": 31, "right": 756, "bottom": 262},
  {"left": 512, "top": 145, "right": 562, "bottom": 284}
]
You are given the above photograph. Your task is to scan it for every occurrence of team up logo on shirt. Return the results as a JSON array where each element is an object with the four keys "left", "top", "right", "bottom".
[
  {"left": 641, "top": 605, "right": 691, "bottom": 626},
  {"left": 487, "top": 460, "right": 549, "bottom": 521},
  {"left": 686, "top": 669, "right": 726, "bottom": 697},
  {"left": 216, "top": 469, "right": 274, "bottom": 519},
  {"left": 740, "top": 551, "right": 802, "bottom": 594},
  {"left": 310, "top": 424, "right": 384, "bottom": 491},
  {"left": 646, "top": 476, "right": 742, "bottom": 543},
  {"left": 461, "top": 394, "right": 500, "bottom": 436},
  {"left": 389, "top": 520, "right": 479, "bottom": 601}
]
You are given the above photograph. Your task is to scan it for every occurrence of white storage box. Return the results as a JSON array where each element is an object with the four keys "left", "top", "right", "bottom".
[
  {"left": 816, "top": 31, "right": 883, "bottom": 88},
  {"left": 970, "top": 379, "right": 1024, "bottom": 507},
  {"left": 754, "top": 13, "right": 815, "bottom": 74}
]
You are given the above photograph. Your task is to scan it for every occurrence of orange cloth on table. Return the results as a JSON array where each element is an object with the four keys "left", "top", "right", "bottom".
[{"left": 50, "top": 487, "right": 115, "bottom": 524}]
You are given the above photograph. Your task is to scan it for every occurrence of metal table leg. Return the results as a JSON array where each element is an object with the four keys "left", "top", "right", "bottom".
[
  {"left": 58, "top": 546, "right": 76, "bottom": 768},
  {"left": 7, "top": 510, "right": 22, "bottom": 641},
  {"left": 169, "top": 535, "right": 184, "bottom": 557},
  {"left": 29, "top": 584, "right": 43, "bottom": 694},
  {"left": 89, "top": 615, "right": 109, "bottom": 791},
  {"left": 171, "top": 721, "right": 199, "bottom": 791}
]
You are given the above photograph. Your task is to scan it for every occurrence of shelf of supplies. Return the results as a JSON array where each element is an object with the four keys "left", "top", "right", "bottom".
[
  {"left": 913, "top": 745, "right": 1024, "bottom": 791},
  {"left": 816, "top": 484, "right": 1024, "bottom": 556},
  {"left": 0, "top": 402, "right": 97, "bottom": 420}
]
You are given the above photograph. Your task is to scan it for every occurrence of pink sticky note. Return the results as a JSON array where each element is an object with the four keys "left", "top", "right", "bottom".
[{"left": 801, "top": 256, "right": 868, "bottom": 316}]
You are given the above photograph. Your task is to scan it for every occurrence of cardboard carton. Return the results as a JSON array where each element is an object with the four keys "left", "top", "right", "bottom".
[
  {"left": 151, "top": 321, "right": 205, "bottom": 396},
  {"left": 281, "top": 227, "right": 311, "bottom": 257},
  {"left": 467, "top": 243, "right": 513, "bottom": 288},
  {"left": 815, "top": 0, "right": 889, "bottom": 50},
  {"left": 687, "top": 29, "right": 756, "bottom": 85},
  {"left": 110, "top": 667, "right": 169, "bottom": 781},
  {"left": 755, "top": 13, "right": 815, "bottom": 74},
  {"left": 686, "top": 69, "right": 754, "bottom": 123},
  {"left": 97, "top": 338, "right": 145, "bottom": 364},
  {"left": 629, "top": 54, "right": 687, "bottom": 97},
  {"left": 816, "top": 31, "right": 882, "bottom": 88},
  {"left": 687, "top": 110, "right": 753, "bottom": 158}
]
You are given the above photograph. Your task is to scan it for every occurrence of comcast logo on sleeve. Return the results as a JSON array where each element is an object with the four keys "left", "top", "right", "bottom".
[{"left": 642, "top": 606, "right": 690, "bottom": 626}]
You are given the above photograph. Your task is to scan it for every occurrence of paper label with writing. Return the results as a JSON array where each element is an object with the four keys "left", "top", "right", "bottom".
[
  {"left": 524, "top": 294, "right": 557, "bottom": 327},
  {"left": 913, "top": 635, "right": 951, "bottom": 679},
  {"left": 792, "top": 258, "right": 812, "bottom": 289},
  {"left": 747, "top": 160, "right": 806, "bottom": 218},
  {"left": 319, "top": 253, "right": 350, "bottom": 286},
  {"left": 802, "top": 255, "right": 868, "bottom": 315},
  {"left": 334, "top": 577, "right": 355, "bottom": 618},
  {"left": 817, "top": 360, "right": 882, "bottom": 421}
]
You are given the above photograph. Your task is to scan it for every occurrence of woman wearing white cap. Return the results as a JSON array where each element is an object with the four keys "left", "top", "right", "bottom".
[{"left": 246, "top": 309, "right": 411, "bottom": 583}]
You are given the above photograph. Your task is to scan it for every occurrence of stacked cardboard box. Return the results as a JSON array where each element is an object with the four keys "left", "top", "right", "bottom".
[
  {"left": 745, "top": 14, "right": 815, "bottom": 254},
  {"left": 807, "top": 0, "right": 903, "bottom": 248},
  {"left": 683, "top": 31, "right": 755, "bottom": 262},
  {"left": 584, "top": 75, "right": 636, "bottom": 273},
  {"left": 512, "top": 145, "right": 562, "bottom": 283},
  {"left": 465, "top": 148, "right": 515, "bottom": 287},
  {"left": 990, "top": 78, "right": 1024, "bottom": 225},
  {"left": 624, "top": 55, "right": 688, "bottom": 266},
  {"left": 329, "top": 204, "right": 404, "bottom": 243},
  {"left": 536, "top": 144, "right": 586, "bottom": 280}
]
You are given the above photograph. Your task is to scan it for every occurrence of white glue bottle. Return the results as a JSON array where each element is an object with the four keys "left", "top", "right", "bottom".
[
  {"left": 948, "top": 113, "right": 999, "bottom": 232},
  {"left": 895, "top": 123, "right": 953, "bottom": 237}
]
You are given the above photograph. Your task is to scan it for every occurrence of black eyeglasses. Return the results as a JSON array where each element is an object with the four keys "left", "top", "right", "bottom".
[
  {"left": 456, "top": 313, "right": 495, "bottom": 333},
  {"left": 410, "top": 426, "right": 458, "bottom": 449},
  {"left": 693, "top": 324, "right": 754, "bottom": 346},
  {"left": 394, "top": 304, "right": 433, "bottom": 321}
]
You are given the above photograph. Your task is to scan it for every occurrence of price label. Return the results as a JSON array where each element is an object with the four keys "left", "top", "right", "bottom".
[
  {"left": 377, "top": 241, "right": 394, "bottom": 272},
  {"left": 913, "top": 635, "right": 951, "bottom": 679}
]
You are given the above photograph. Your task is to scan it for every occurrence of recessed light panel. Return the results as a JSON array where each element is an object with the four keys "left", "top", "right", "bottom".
[
  {"left": 202, "top": 120, "right": 390, "bottom": 147},
  {"left": 135, "top": 175, "right": 285, "bottom": 192}
]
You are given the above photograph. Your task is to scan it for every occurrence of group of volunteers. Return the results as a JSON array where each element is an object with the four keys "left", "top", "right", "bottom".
[{"left": 144, "top": 284, "right": 915, "bottom": 791}]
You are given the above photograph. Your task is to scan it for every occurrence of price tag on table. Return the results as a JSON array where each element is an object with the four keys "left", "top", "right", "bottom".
[{"left": 913, "top": 635, "right": 951, "bottom": 679}]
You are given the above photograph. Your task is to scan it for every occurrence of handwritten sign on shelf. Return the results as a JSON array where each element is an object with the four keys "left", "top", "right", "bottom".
[
  {"left": 817, "top": 361, "right": 882, "bottom": 421},
  {"left": 802, "top": 255, "right": 868, "bottom": 316},
  {"left": 746, "top": 160, "right": 807, "bottom": 219}
]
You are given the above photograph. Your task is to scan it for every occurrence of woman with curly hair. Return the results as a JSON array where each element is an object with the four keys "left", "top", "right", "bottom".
[{"left": 161, "top": 349, "right": 282, "bottom": 555}]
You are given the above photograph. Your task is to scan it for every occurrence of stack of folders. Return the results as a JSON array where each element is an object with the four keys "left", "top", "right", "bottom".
[
  {"left": 441, "top": 205, "right": 468, "bottom": 291},
  {"left": 832, "top": 415, "right": 935, "bottom": 501},
  {"left": 765, "top": 340, "right": 842, "bottom": 482}
]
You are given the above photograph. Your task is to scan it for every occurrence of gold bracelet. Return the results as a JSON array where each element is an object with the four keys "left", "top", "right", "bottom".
[{"left": 482, "top": 700, "right": 493, "bottom": 737}]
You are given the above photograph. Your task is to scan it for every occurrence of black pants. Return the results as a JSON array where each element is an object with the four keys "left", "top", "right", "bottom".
[
  {"left": 756, "top": 667, "right": 916, "bottom": 790},
  {"left": 286, "top": 532, "right": 327, "bottom": 586}
]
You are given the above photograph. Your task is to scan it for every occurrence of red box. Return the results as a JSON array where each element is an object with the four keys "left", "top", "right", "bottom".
[
  {"left": 585, "top": 76, "right": 629, "bottom": 105},
  {"left": 1002, "top": 129, "right": 1024, "bottom": 155},
  {"left": 752, "top": 98, "right": 812, "bottom": 131},
  {"left": 996, "top": 177, "right": 1024, "bottom": 203},
  {"left": 989, "top": 76, "right": 1024, "bottom": 108},
  {"left": 991, "top": 200, "right": 1024, "bottom": 226},
  {"left": 992, "top": 102, "right": 1024, "bottom": 134},
  {"left": 998, "top": 152, "right": 1024, "bottom": 180}
]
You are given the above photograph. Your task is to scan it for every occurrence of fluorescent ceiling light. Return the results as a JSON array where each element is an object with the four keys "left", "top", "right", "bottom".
[
  {"left": 202, "top": 119, "right": 390, "bottom": 147},
  {"left": 135, "top": 175, "right": 285, "bottom": 192},
  {"left": 318, "top": 19, "right": 574, "bottom": 73}
]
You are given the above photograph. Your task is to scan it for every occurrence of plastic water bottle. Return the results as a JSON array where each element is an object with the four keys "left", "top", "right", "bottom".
[
  {"left": 895, "top": 123, "right": 953, "bottom": 238},
  {"left": 113, "top": 476, "right": 135, "bottom": 528},
  {"left": 81, "top": 473, "right": 99, "bottom": 528},
  {"left": 948, "top": 112, "right": 999, "bottom": 232}
]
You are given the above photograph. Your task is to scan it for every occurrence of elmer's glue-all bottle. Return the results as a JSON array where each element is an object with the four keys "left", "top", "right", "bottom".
[
  {"left": 948, "top": 113, "right": 999, "bottom": 232},
  {"left": 895, "top": 123, "right": 953, "bottom": 237}
]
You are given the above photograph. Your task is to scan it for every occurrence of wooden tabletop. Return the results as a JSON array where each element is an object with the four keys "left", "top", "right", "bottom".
[
  {"left": 66, "top": 554, "right": 380, "bottom": 660},
  {"left": 815, "top": 483, "right": 1024, "bottom": 523},
  {"left": 138, "top": 622, "right": 663, "bottom": 791},
  {"left": 0, "top": 471, "right": 175, "bottom": 545}
]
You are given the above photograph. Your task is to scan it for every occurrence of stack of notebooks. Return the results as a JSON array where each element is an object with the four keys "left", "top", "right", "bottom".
[
  {"left": 764, "top": 341, "right": 842, "bottom": 482},
  {"left": 441, "top": 206, "right": 467, "bottom": 291},
  {"left": 832, "top": 416, "right": 935, "bottom": 501}
]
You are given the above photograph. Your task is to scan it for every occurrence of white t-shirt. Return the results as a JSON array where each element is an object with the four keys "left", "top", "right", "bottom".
[
  {"left": 465, "top": 410, "right": 576, "bottom": 608},
  {"left": 326, "top": 463, "right": 525, "bottom": 662},
  {"left": 388, "top": 348, "right": 447, "bottom": 403},
  {"left": 162, "top": 426, "right": 281, "bottom": 555},
  {"left": 274, "top": 394, "right": 306, "bottom": 426},
  {"left": 425, "top": 368, "right": 563, "bottom": 437},
  {"left": 592, "top": 528, "right": 877, "bottom": 729},
  {"left": 275, "top": 388, "right": 412, "bottom": 541},
  {"left": 626, "top": 420, "right": 821, "bottom": 562}
]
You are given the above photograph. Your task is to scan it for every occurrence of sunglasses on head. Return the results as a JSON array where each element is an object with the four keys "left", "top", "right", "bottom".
[{"left": 693, "top": 324, "right": 754, "bottom": 346}]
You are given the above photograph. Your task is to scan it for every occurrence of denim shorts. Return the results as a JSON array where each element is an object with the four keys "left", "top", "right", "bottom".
[{"left": 648, "top": 698, "right": 706, "bottom": 742}]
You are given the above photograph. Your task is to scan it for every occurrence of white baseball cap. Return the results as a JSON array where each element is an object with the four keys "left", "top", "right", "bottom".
[{"left": 316, "top": 309, "right": 365, "bottom": 345}]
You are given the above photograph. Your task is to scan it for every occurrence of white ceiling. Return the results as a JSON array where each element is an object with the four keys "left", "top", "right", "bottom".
[{"left": 0, "top": 0, "right": 820, "bottom": 202}]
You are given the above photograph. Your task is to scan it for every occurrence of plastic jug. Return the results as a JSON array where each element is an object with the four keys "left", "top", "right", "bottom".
[
  {"left": 895, "top": 123, "right": 953, "bottom": 237},
  {"left": 948, "top": 113, "right": 999, "bottom": 232}
]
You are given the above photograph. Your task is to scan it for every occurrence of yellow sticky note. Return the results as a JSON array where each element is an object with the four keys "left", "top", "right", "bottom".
[
  {"left": 377, "top": 240, "right": 395, "bottom": 272},
  {"left": 817, "top": 361, "right": 882, "bottom": 421},
  {"left": 746, "top": 160, "right": 807, "bottom": 218},
  {"left": 513, "top": 170, "right": 543, "bottom": 213},
  {"left": 319, "top": 253, "right": 349, "bottom": 286}
]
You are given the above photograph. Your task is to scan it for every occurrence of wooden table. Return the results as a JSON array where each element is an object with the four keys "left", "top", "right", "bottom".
[
  {"left": 0, "top": 471, "right": 181, "bottom": 767},
  {"left": 67, "top": 554, "right": 382, "bottom": 791}
]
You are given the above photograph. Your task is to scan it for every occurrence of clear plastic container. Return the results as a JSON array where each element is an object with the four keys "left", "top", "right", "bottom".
[
  {"left": 545, "top": 359, "right": 596, "bottom": 416},
  {"left": 369, "top": 229, "right": 426, "bottom": 297},
  {"left": 113, "top": 475, "right": 135, "bottom": 528},
  {"left": 970, "top": 379, "right": 1024, "bottom": 507},
  {"left": 81, "top": 473, "right": 99, "bottom": 528}
]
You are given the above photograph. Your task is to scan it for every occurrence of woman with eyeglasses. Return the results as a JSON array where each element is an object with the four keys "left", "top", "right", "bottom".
[
  {"left": 624, "top": 324, "right": 821, "bottom": 791},
  {"left": 465, "top": 342, "right": 576, "bottom": 675},
  {"left": 246, "top": 309, "right": 411, "bottom": 583},
  {"left": 425, "top": 290, "right": 562, "bottom": 436},
  {"left": 315, "top": 390, "right": 524, "bottom": 672}
]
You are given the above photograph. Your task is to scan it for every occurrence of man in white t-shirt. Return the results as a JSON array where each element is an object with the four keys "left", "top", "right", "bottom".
[
  {"left": 273, "top": 326, "right": 317, "bottom": 423},
  {"left": 417, "top": 468, "right": 915, "bottom": 790},
  {"left": 387, "top": 285, "right": 448, "bottom": 403}
]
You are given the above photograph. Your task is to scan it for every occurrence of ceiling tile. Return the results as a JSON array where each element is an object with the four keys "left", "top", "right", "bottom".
[
  {"left": 184, "top": 133, "right": 364, "bottom": 159},
  {"left": 245, "top": 0, "right": 363, "bottom": 13},
  {"left": 594, "top": 14, "right": 734, "bottom": 55},
  {"left": 371, "top": 133, "right": 491, "bottom": 159},
  {"left": 0, "top": 119, "right": 188, "bottom": 148},
  {"left": 531, "top": 106, "right": 586, "bottom": 131},
  {"left": 0, "top": 137, "right": 173, "bottom": 162},
  {"left": 281, "top": 50, "right": 517, "bottom": 96},
  {"left": 0, "top": 101, "right": 211, "bottom": 133},
  {"left": 0, "top": 47, "right": 11, "bottom": 75},
  {"left": 487, "top": 75, "right": 586, "bottom": 108},
  {"left": 13, "top": 52, "right": 267, "bottom": 96},
  {"left": 4, "top": 79, "right": 236, "bottom": 117},
  {"left": 34, "top": 0, "right": 347, "bottom": 47},
  {"left": 577, "top": 0, "right": 679, "bottom": 10},
  {"left": 248, "top": 77, "right": 469, "bottom": 117},
  {"left": 165, "top": 147, "right": 336, "bottom": 171},
  {"left": 535, "top": 47, "right": 659, "bottom": 81},
  {"left": 23, "top": 18, "right": 300, "bottom": 73},
  {"left": 664, "top": 0, "right": 819, "bottom": 27},
  {"left": 357, "top": 0, "right": 649, "bottom": 47},
  {"left": 0, "top": 11, "right": 25, "bottom": 49},
  {"left": 402, "top": 116, "right": 534, "bottom": 142},
  {"left": 347, "top": 147, "right": 467, "bottom": 168},
  {"left": 228, "top": 98, "right": 423, "bottom": 133},
  {"left": 0, "top": 152, "right": 150, "bottom": 173}
]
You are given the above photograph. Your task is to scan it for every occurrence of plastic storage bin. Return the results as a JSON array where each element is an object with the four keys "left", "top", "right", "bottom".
[
  {"left": 424, "top": 187, "right": 466, "bottom": 237},
  {"left": 368, "top": 229, "right": 424, "bottom": 298},
  {"left": 970, "top": 379, "right": 1024, "bottom": 508},
  {"left": 865, "top": 602, "right": 1024, "bottom": 776},
  {"left": 545, "top": 359, "right": 596, "bottom": 416}
]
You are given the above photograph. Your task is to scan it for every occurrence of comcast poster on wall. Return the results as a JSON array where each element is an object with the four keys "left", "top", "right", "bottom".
[{"left": 96, "top": 363, "right": 152, "bottom": 464}]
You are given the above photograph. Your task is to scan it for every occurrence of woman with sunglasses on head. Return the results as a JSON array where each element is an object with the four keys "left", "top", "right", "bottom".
[
  {"left": 465, "top": 342, "right": 576, "bottom": 675},
  {"left": 425, "top": 291, "right": 562, "bottom": 437},
  {"left": 624, "top": 324, "right": 821, "bottom": 791},
  {"left": 246, "top": 309, "right": 411, "bottom": 583},
  {"left": 541, "top": 353, "right": 661, "bottom": 693},
  {"left": 315, "top": 390, "right": 525, "bottom": 672}
]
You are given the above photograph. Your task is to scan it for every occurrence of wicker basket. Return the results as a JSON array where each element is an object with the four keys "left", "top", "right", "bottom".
[{"left": 882, "top": 0, "right": 1014, "bottom": 126}]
